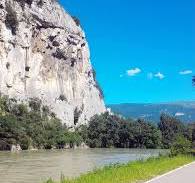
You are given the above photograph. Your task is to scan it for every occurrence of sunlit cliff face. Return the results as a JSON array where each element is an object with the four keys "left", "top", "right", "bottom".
[{"left": 0, "top": 0, "right": 105, "bottom": 126}]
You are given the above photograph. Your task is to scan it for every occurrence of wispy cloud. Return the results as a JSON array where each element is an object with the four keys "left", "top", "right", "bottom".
[
  {"left": 148, "top": 72, "right": 165, "bottom": 80},
  {"left": 126, "top": 68, "right": 141, "bottom": 76},
  {"left": 179, "top": 70, "right": 192, "bottom": 75},
  {"left": 147, "top": 72, "right": 154, "bottom": 80},
  {"left": 175, "top": 112, "right": 185, "bottom": 116},
  {"left": 154, "top": 72, "right": 165, "bottom": 80}
]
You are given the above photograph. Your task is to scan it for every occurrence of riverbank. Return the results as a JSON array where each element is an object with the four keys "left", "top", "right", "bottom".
[{"left": 45, "top": 155, "right": 195, "bottom": 183}]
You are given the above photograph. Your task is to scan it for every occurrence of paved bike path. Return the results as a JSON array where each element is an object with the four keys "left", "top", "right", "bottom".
[{"left": 146, "top": 162, "right": 195, "bottom": 183}]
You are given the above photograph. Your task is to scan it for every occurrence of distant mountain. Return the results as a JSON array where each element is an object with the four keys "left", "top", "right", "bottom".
[{"left": 107, "top": 102, "right": 195, "bottom": 123}]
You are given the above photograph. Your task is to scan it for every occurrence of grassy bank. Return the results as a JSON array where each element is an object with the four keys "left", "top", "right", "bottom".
[{"left": 46, "top": 155, "right": 195, "bottom": 183}]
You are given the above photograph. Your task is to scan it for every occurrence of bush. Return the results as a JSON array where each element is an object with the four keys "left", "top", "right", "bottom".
[
  {"left": 56, "top": 130, "right": 83, "bottom": 149},
  {"left": 170, "top": 136, "right": 191, "bottom": 156},
  {"left": 29, "top": 98, "right": 42, "bottom": 111},
  {"left": 75, "top": 125, "right": 88, "bottom": 143}
]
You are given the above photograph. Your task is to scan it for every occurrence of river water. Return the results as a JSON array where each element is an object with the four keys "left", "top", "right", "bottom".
[{"left": 0, "top": 149, "right": 164, "bottom": 183}]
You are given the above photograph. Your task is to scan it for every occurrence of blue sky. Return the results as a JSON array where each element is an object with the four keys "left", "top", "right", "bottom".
[{"left": 60, "top": 0, "right": 195, "bottom": 104}]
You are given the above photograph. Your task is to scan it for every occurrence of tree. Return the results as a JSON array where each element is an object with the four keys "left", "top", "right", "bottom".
[
  {"left": 187, "top": 123, "right": 195, "bottom": 148},
  {"left": 75, "top": 125, "right": 88, "bottom": 143},
  {"left": 87, "top": 112, "right": 121, "bottom": 148},
  {"left": 117, "top": 119, "right": 133, "bottom": 148},
  {"left": 170, "top": 136, "right": 191, "bottom": 156},
  {"left": 158, "top": 113, "right": 185, "bottom": 148},
  {"left": 0, "top": 96, "right": 69, "bottom": 150},
  {"left": 131, "top": 119, "right": 162, "bottom": 148}
]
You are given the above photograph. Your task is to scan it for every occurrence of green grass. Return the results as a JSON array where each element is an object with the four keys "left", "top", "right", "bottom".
[{"left": 45, "top": 155, "right": 195, "bottom": 183}]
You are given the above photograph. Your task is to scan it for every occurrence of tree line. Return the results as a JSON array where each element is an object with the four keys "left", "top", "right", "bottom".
[
  {"left": 86, "top": 112, "right": 194, "bottom": 149},
  {"left": 0, "top": 95, "right": 195, "bottom": 151}
]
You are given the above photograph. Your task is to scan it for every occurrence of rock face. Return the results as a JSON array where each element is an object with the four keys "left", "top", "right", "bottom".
[{"left": 0, "top": 0, "right": 106, "bottom": 126}]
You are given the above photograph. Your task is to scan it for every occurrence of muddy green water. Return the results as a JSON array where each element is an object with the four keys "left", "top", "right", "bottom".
[{"left": 0, "top": 149, "right": 164, "bottom": 183}]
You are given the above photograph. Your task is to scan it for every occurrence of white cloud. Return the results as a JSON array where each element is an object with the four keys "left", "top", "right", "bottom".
[
  {"left": 175, "top": 112, "right": 185, "bottom": 116},
  {"left": 179, "top": 70, "right": 192, "bottom": 75},
  {"left": 154, "top": 72, "right": 165, "bottom": 80},
  {"left": 126, "top": 68, "right": 141, "bottom": 76}
]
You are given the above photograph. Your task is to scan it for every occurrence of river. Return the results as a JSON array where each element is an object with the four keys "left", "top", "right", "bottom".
[{"left": 0, "top": 149, "right": 164, "bottom": 183}]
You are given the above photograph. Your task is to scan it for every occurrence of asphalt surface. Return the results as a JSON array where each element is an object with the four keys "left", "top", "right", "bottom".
[{"left": 147, "top": 162, "right": 195, "bottom": 183}]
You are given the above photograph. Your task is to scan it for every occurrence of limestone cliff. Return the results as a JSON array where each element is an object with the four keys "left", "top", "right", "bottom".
[{"left": 0, "top": 0, "right": 106, "bottom": 126}]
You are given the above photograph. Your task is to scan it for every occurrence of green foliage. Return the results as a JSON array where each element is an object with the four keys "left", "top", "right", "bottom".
[
  {"left": 55, "top": 128, "right": 83, "bottom": 149},
  {"left": 170, "top": 136, "right": 191, "bottom": 156},
  {"left": 158, "top": 113, "right": 186, "bottom": 148},
  {"left": 117, "top": 119, "right": 133, "bottom": 148},
  {"left": 87, "top": 112, "right": 121, "bottom": 148},
  {"left": 130, "top": 119, "right": 162, "bottom": 148},
  {"left": 86, "top": 113, "right": 161, "bottom": 148},
  {"left": 0, "top": 95, "right": 194, "bottom": 152},
  {"left": 187, "top": 123, "right": 195, "bottom": 148},
  {"left": 0, "top": 96, "right": 83, "bottom": 150},
  {"left": 75, "top": 125, "right": 88, "bottom": 142},
  {"left": 29, "top": 98, "right": 42, "bottom": 112}
]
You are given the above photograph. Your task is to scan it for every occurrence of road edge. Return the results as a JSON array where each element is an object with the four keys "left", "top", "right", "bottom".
[{"left": 145, "top": 161, "right": 195, "bottom": 183}]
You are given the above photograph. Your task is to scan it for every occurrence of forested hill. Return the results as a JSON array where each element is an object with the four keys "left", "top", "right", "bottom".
[{"left": 107, "top": 102, "right": 195, "bottom": 123}]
